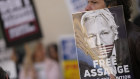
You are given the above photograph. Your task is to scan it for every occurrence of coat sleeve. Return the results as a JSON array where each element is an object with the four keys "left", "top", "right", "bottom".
[{"left": 136, "top": 36, "right": 140, "bottom": 63}]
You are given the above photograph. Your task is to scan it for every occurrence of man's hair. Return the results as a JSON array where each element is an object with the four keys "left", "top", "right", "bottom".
[
  {"left": 104, "top": 0, "right": 117, "bottom": 7},
  {"left": 104, "top": 0, "right": 132, "bottom": 21},
  {"left": 81, "top": 8, "right": 119, "bottom": 40}
]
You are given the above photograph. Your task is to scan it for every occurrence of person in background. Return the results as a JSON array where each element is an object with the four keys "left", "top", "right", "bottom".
[
  {"left": 0, "top": 67, "right": 9, "bottom": 79},
  {"left": 19, "top": 50, "right": 37, "bottom": 79},
  {"left": 11, "top": 46, "right": 25, "bottom": 79},
  {"left": 47, "top": 43, "right": 59, "bottom": 62},
  {"left": 11, "top": 49, "right": 19, "bottom": 77},
  {"left": 85, "top": 0, "right": 140, "bottom": 79},
  {"left": 32, "top": 42, "right": 60, "bottom": 79}
]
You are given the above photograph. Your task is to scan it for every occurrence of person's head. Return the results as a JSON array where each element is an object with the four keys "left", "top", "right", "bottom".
[
  {"left": 85, "top": 0, "right": 132, "bottom": 21},
  {"left": 33, "top": 42, "right": 46, "bottom": 62},
  {"left": 47, "top": 43, "right": 58, "bottom": 61},
  {"left": 81, "top": 8, "right": 119, "bottom": 58}
]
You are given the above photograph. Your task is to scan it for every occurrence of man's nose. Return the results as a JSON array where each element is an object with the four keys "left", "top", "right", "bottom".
[
  {"left": 96, "top": 34, "right": 102, "bottom": 46},
  {"left": 85, "top": 4, "right": 93, "bottom": 11}
]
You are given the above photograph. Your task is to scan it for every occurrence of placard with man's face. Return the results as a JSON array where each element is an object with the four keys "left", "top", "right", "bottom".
[
  {"left": 81, "top": 8, "right": 119, "bottom": 59},
  {"left": 72, "top": 6, "right": 132, "bottom": 79}
]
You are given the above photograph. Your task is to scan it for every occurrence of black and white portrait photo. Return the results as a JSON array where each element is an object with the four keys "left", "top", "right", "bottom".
[{"left": 73, "top": 6, "right": 132, "bottom": 79}]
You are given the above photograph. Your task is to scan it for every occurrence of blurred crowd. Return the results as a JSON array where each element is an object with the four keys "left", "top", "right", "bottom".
[{"left": 11, "top": 42, "right": 61, "bottom": 79}]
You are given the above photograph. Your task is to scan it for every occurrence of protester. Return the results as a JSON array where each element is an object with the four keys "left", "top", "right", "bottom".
[
  {"left": 85, "top": 0, "right": 140, "bottom": 78},
  {"left": 19, "top": 42, "right": 61, "bottom": 79},
  {"left": 19, "top": 52, "right": 37, "bottom": 79},
  {"left": 32, "top": 42, "right": 61, "bottom": 79},
  {"left": 47, "top": 43, "right": 59, "bottom": 62}
]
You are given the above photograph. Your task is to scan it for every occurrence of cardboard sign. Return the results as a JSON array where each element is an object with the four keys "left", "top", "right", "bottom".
[
  {"left": 59, "top": 35, "right": 80, "bottom": 79},
  {"left": 59, "top": 35, "right": 77, "bottom": 60},
  {"left": 0, "top": 0, "right": 42, "bottom": 47},
  {"left": 72, "top": 6, "right": 133, "bottom": 79}
]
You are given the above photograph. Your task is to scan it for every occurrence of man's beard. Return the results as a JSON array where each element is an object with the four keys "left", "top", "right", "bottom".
[{"left": 91, "top": 44, "right": 114, "bottom": 59}]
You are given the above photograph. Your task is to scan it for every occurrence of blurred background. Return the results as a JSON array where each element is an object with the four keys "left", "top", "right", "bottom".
[{"left": 0, "top": 0, "right": 139, "bottom": 79}]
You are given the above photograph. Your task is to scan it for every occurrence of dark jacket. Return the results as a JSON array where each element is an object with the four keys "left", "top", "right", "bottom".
[
  {"left": 134, "top": 15, "right": 140, "bottom": 27},
  {"left": 126, "top": 21, "right": 140, "bottom": 79}
]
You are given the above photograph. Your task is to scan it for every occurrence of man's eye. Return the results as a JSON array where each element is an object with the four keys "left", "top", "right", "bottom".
[
  {"left": 104, "top": 32, "right": 109, "bottom": 34},
  {"left": 88, "top": 34, "right": 96, "bottom": 38},
  {"left": 101, "top": 32, "right": 109, "bottom": 35},
  {"left": 91, "top": 1, "right": 97, "bottom": 4}
]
